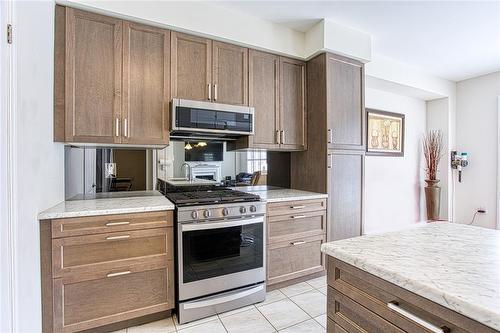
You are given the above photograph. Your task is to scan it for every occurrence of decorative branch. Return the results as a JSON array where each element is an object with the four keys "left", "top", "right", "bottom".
[{"left": 422, "top": 130, "right": 444, "bottom": 180}]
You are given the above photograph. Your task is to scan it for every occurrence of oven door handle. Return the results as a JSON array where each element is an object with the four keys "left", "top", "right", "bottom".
[
  {"left": 183, "top": 284, "right": 264, "bottom": 310},
  {"left": 181, "top": 217, "right": 264, "bottom": 232}
]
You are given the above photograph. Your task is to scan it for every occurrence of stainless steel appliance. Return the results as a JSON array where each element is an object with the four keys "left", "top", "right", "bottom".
[
  {"left": 170, "top": 98, "right": 255, "bottom": 140},
  {"left": 161, "top": 184, "right": 266, "bottom": 324}
]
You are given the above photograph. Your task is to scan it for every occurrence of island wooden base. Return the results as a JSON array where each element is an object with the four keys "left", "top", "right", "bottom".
[{"left": 327, "top": 257, "right": 498, "bottom": 333}]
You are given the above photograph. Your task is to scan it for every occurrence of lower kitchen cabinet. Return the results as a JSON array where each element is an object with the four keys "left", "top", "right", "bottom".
[
  {"left": 327, "top": 258, "right": 498, "bottom": 333},
  {"left": 40, "top": 211, "right": 175, "bottom": 333},
  {"left": 266, "top": 198, "right": 327, "bottom": 286}
]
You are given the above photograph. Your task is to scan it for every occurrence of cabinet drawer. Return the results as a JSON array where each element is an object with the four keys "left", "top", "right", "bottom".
[
  {"left": 51, "top": 211, "right": 173, "bottom": 238},
  {"left": 328, "top": 287, "right": 405, "bottom": 333},
  {"left": 53, "top": 260, "right": 174, "bottom": 333},
  {"left": 52, "top": 227, "right": 173, "bottom": 278},
  {"left": 267, "top": 234, "right": 325, "bottom": 285},
  {"left": 267, "top": 198, "right": 327, "bottom": 217},
  {"left": 327, "top": 318, "right": 348, "bottom": 333},
  {"left": 268, "top": 210, "right": 326, "bottom": 243},
  {"left": 329, "top": 258, "right": 491, "bottom": 333}
]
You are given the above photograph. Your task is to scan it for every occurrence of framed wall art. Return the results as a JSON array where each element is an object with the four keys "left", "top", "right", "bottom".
[{"left": 366, "top": 109, "right": 405, "bottom": 156}]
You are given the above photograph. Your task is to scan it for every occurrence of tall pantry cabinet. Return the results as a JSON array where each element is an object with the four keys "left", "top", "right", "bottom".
[{"left": 291, "top": 53, "right": 365, "bottom": 241}]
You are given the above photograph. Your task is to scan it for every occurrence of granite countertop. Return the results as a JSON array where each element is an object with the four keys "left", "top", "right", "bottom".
[
  {"left": 38, "top": 191, "right": 175, "bottom": 220},
  {"left": 232, "top": 186, "right": 328, "bottom": 203},
  {"left": 321, "top": 222, "right": 500, "bottom": 330}
]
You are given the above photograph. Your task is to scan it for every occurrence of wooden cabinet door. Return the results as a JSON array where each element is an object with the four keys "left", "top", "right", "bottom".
[
  {"left": 326, "top": 54, "right": 365, "bottom": 150},
  {"left": 248, "top": 50, "right": 280, "bottom": 148},
  {"left": 279, "top": 57, "right": 306, "bottom": 150},
  {"left": 122, "top": 22, "right": 170, "bottom": 145},
  {"left": 171, "top": 32, "right": 211, "bottom": 102},
  {"left": 64, "top": 8, "right": 122, "bottom": 143},
  {"left": 212, "top": 41, "right": 248, "bottom": 105},
  {"left": 328, "top": 150, "right": 363, "bottom": 241}
]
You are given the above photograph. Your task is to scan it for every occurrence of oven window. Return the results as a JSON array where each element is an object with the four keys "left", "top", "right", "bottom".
[{"left": 182, "top": 222, "right": 263, "bottom": 283}]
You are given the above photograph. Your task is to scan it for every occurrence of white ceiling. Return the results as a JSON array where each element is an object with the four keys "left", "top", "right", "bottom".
[{"left": 215, "top": 1, "right": 500, "bottom": 82}]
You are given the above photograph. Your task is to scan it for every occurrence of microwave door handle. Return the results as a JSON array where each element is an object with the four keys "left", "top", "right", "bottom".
[{"left": 181, "top": 217, "right": 263, "bottom": 232}]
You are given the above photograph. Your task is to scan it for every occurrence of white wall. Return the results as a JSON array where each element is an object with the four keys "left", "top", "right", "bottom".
[
  {"left": 9, "top": 1, "right": 65, "bottom": 332},
  {"left": 455, "top": 71, "right": 500, "bottom": 228},
  {"left": 364, "top": 88, "right": 427, "bottom": 234}
]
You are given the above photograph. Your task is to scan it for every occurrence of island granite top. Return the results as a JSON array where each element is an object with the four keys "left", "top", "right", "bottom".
[
  {"left": 38, "top": 191, "right": 174, "bottom": 220},
  {"left": 321, "top": 222, "right": 500, "bottom": 330}
]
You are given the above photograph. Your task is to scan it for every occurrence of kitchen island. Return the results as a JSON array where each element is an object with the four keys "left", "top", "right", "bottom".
[{"left": 321, "top": 222, "right": 500, "bottom": 333}]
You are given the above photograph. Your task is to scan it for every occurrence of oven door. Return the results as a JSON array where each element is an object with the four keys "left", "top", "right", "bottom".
[{"left": 178, "top": 216, "right": 265, "bottom": 301}]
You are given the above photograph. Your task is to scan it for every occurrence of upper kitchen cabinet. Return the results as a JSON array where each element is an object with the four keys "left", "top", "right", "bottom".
[
  {"left": 279, "top": 57, "right": 307, "bottom": 150},
  {"left": 54, "top": 6, "right": 170, "bottom": 146},
  {"left": 170, "top": 32, "right": 212, "bottom": 102},
  {"left": 55, "top": 7, "right": 122, "bottom": 144},
  {"left": 231, "top": 50, "right": 280, "bottom": 150},
  {"left": 122, "top": 22, "right": 170, "bottom": 145},
  {"left": 212, "top": 42, "right": 248, "bottom": 105},
  {"left": 326, "top": 53, "right": 365, "bottom": 150}
]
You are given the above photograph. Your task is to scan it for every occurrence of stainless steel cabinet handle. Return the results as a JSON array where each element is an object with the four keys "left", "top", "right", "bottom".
[
  {"left": 281, "top": 130, "right": 285, "bottom": 144},
  {"left": 328, "top": 128, "right": 333, "bottom": 143},
  {"left": 327, "top": 154, "right": 333, "bottom": 169},
  {"left": 207, "top": 83, "right": 211, "bottom": 100},
  {"left": 387, "top": 302, "right": 448, "bottom": 333},
  {"left": 291, "top": 215, "right": 306, "bottom": 219},
  {"left": 276, "top": 130, "right": 281, "bottom": 144},
  {"left": 123, "top": 118, "right": 128, "bottom": 137},
  {"left": 105, "top": 221, "right": 130, "bottom": 227},
  {"left": 291, "top": 241, "right": 306, "bottom": 246},
  {"left": 214, "top": 84, "right": 218, "bottom": 101},
  {"left": 105, "top": 235, "right": 130, "bottom": 240},
  {"left": 106, "top": 271, "right": 131, "bottom": 278},
  {"left": 290, "top": 205, "right": 306, "bottom": 209},
  {"left": 115, "top": 118, "right": 120, "bottom": 137}
]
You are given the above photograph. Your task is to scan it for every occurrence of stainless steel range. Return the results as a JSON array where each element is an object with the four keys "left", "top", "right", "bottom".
[{"left": 160, "top": 183, "right": 266, "bottom": 324}]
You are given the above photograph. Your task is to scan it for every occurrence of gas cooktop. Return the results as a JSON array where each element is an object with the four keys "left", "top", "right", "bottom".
[{"left": 157, "top": 180, "right": 260, "bottom": 207}]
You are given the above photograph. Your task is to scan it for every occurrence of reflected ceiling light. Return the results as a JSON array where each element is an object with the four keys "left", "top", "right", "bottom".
[
  {"left": 184, "top": 142, "right": 193, "bottom": 150},
  {"left": 197, "top": 142, "right": 207, "bottom": 147}
]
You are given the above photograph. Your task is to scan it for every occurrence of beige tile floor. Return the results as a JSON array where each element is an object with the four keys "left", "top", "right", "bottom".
[{"left": 114, "top": 275, "right": 327, "bottom": 333}]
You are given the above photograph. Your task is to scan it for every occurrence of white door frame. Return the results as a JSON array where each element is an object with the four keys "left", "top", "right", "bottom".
[{"left": 1, "top": 0, "right": 16, "bottom": 331}]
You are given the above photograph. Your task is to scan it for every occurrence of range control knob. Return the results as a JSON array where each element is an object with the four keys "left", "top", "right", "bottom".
[
  {"left": 191, "top": 211, "right": 199, "bottom": 219},
  {"left": 203, "top": 210, "right": 212, "bottom": 218},
  {"left": 222, "top": 208, "right": 229, "bottom": 216},
  {"left": 249, "top": 205, "right": 257, "bottom": 213},
  {"left": 240, "top": 206, "right": 247, "bottom": 214}
]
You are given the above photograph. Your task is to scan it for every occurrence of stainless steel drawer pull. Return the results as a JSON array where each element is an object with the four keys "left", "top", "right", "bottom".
[
  {"left": 291, "top": 241, "right": 306, "bottom": 246},
  {"left": 105, "top": 235, "right": 130, "bottom": 240},
  {"left": 106, "top": 271, "right": 131, "bottom": 278},
  {"left": 290, "top": 205, "right": 306, "bottom": 209},
  {"left": 207, "top": 84, "right": 211, "bottom": 100},
  {"left": 276, "top": 130, "right": 281, "bottom": 144},
  {"left": 214, "top": 84, "right": 218, "bottom": 101},
  {"left": 328, "top": 128, "right": 333, "bottom": 143},
  {"left": 291, "top": 215, "right": 306, "bottom": 219},
  {"left": 105, "top": 221, "right": 130, "bottom": 227},
  {"left": 115, "top": 118, "right": 120, "bottom": 137},
  {"left": 387, "top": 302, "right": 448, "bottom": 333},
  {"left": 123, "top": 118, "right": 128, "bottom": 137}
]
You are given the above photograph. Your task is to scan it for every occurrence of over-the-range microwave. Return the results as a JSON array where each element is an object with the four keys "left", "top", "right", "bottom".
[{"left": 170, "top": 98, "right": 255, "bottom": 140}]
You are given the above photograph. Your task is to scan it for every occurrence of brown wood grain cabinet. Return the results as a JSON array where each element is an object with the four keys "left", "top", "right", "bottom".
[
  {"left": 291, "top": 52, "right": 364, "bottom": 242},
  {"left": 122, "top": 22, "right": 170, "bottom": 145},
  {"left": 230, "top": 53, "right": 307, "bottom": 151},
  {"left": 171, "top": 33, "right": 248, "bottom": 105},
  {"left": 327, "top": 150, "right": 363, "bottom": 241},
  {"left": 55, "top": 7, "right": 123, "bottom": 144},
  {"left": 280, "top": 57, "right": 307, "bottom": 150},
  {"left": 326, "top": 54, "right": 365, "bottom": 150},
  {"left": 327, "top": 258, "right": 499, "bottom": 333},
  {"left": 170, "top": 32, "right": 212, "bottom": 102},
  {"left": 266, "top": 198, "right": 326, "bottom": 286},
  {"left": 40, "top": 211, "right": 175, "bottom": 333},
  {"left": 54, "top": 6, "right": 170, "bottom": 145}
]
